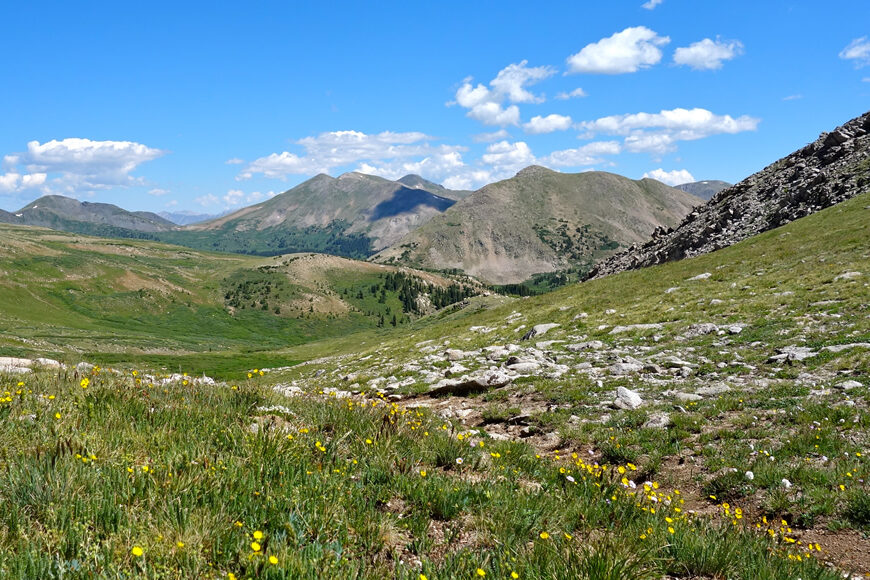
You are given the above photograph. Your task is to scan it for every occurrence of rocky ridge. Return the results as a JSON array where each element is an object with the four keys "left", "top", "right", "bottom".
[{"left": 591, "top": 110, "right": 870, "bottom": 279}]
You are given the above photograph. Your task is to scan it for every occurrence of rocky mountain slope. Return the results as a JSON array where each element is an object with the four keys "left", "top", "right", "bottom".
[
  {"left": 374, "top": 166, "right": 702, "bottom": 285},
  {"left": 0, "top": 195, "right": 176, "bottom": 234},
  {"left": 592, "top": 109, "right": 870, "bottom": 279},
  {"left": 675, "top": 180, "right": 732, "bottom": 201},
  {"left": 158, "top": 210, "right": 223, "bottom": 225},
  {"left": 183, "top": 172, "right": 466, "bottom": 255}
]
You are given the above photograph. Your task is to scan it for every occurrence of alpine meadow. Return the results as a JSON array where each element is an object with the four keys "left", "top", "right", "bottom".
[{"left": 2, "top": 2, "right": 870, "bottom": 579}]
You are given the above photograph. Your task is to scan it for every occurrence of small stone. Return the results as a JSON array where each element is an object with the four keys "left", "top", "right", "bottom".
[
  {"left": 687, "top": 272, "right": 712, "bottom": 281},
  {"left": 835, "top": 380, "right": 863, "bottom": 390},
  {"left": 643, "top": 412, "right": 671, "bottom": 429}
]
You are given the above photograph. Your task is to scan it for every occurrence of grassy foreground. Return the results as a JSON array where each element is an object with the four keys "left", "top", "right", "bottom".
[{"left": 0, "top": 367, "right": 842, "bottom": 579}]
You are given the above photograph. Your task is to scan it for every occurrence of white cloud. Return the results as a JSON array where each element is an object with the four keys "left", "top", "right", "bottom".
[
  {"left": 782, "top": 94, "right": 803, "bottom": 101},
  {"left": 555, "top": 88, "right": 588, "bottom": 100},
  {"left": 148, "top": 188, "right": 170, "bottom": 196},
  {"left": 567, "top": 26, "right": 670, "bottom": 74},
  {"left": 472, "top": 129, "right": 511, "bottom": 143},
  {"left": 451, "top": 61, "right": 555, "bottom": 126},
  {"left": 164, "top": 199, "right": 178, "bottom": 208},
  {"left": 0, "top": 138, "right": 164, "bottom": 196},
  {"left": 467, "top": 102, "right": 521, "bottom": 126},
  {"left": 489, "top": 61, "right": 556, "bottom": 104},
  {"left": 225, "top": 157, "right": 245, "bottom": 165},
  {"left": 356, "top": 148, "right": 466, "bottom": 181},
  {"left": 624, "top": 133, "right": 677, "bottom": 155},
  {"left": 543, "top": 141, "right": 622, "bottom": 167},
  {"left": 481, "top": 141, "right": 536, "bottom": 174},
  {"left": 238, "top": 130, "right": 466, "bottom": 181},
  {"left": 579, "top": 107, "right": 759, "bottom": 157},
  {"left": 840, "top": 37, "right": 870, "bottom": 67},
  {"left": 642, "top": 168, "right": 695, "bottom": 186},
  {"left": 863, "top": 77, "right": 870, "bottom": 82},
  {"left": 524, "top": 114, "right": 574, "bottom": 134},
  {"left": 641, "top": 0, "right": 663, "bottom": 9},
  {"left": 580, "top": 107, "right": 759, "bottom": 148},
  {"left": 442, "top": 170, "right": 493, "bottom": 191},
  {"left": 674, "top": 38, "right": 744, "bottom": 70}
]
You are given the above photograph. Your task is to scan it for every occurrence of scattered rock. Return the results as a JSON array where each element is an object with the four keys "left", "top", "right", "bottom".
[
  {"left": 613, "top": 386, "right": 643, "bottom": 410},
  {"left": 609, "top": 362, "right": 643, "bottom": 376},
  {"left": 687, "top": 272, "right": 712, "bottom": 281},
  {"left": 427, "top": 370, "right": 512, "bottom": 396},
  {"left": 609, "top": 323, "right": 663, "bottom": 334},
  {"left": 565, "top": 341, "right": 605, "bottom": 352},
  {"left": 835, "top": 380, "right": 863, "bottom": 390},
  {"left": 643, "top": 412, "right": 671, "bottom": 429},
  {"left": 833, "top": 271, "right": 862, "bottom": 281},
  {"left": 683, "top": 323, "right": 719, "bottom": 338},
  {"left": 695, "top": 384, "right": 731, "bottom": 397},
  {"left": 767, "top": 345, "right": 818, "bottom": 362}
]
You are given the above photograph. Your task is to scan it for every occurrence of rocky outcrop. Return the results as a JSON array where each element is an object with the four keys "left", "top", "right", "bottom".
[{"left": 591, "top": 110, "right": 870, "bottom": 279}]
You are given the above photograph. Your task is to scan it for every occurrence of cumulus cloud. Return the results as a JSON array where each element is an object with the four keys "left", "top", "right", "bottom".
[
  {"left": 356, "top": 149, "right": 466, "bottom": 181},
  {"left": 481, "top": 141, "right": 536, "bottom": 173},
  {"left": 238, "top": 130, "right": 466, "bottom": 181},
  {"left": 225, "top": 157, "right": 245, "bottom": 165},
  {"left": 0, "top": 138, "right": 164, "bottom": 196},
  {"left": 674, "top": 38, "right": 744, "bottom": 70},
  {"left": 555, "top": 88, "right": 588, "bottom": 100},
  {"left": 840, "top": 37, "right": 870, "bottom": 67},
  {"left": 579, "top": 107, "right": 759, "bottom": 155},
  {"left": 641, "top": 0, "right": 663, "bottom": 9},
  {"left": 450, "top": 61, "right": 556, "bottom": 126},
  {"left": 524, "top": 114, "right": 574, "bottom": 134},
  {"left": 148, "top": 188, "right": 170, "bottom": 196},
  {"left": 567, "top": 26, "right": 670, "bottom": 74},
  {"left": 542, "top": 141, "right": 622, "bottom": 167},
  {"left": 642, "top": 168, "right": 695, "bottom": 186}
]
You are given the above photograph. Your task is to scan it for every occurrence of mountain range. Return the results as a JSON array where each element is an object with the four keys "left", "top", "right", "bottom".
[
  {"left": 0, "top": 169, "right": 700, "bottom": 284},
  {"left": 374, "top": 166, "right": 701, "bottom": 284}
]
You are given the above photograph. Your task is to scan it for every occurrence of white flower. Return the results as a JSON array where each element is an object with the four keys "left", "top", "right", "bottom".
[
  {"left": 745, "top": 471, "right": 754, "bottom": 481},
  {"left": 781, "top": 478, "right": 792, "bottom": 489},
  {"left": 455, "top": 457, "right": 464, "bottom": 465},
  {"left": 566, "top": 475, "right": 575, "bottom": 483}
]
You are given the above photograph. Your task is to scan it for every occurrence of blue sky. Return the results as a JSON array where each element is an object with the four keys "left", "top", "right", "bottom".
[{"left": 1, "top": 1, "right": 868, "bottom": 214}]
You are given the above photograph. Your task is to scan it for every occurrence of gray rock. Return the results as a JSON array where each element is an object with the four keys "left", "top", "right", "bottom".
[
  {"left": 695, "top": 384, "right": 731, "bottom": 397},
  {"left": 670, "top": 391, "right": 703, "bottom": 402},
  {"left": 445, "top": 349, "right": 469, "bottom": 361},
  {"left": 684, "top": 323, "right": 719, "bottom": 338},
  {"left": 768, "top": 345, "right": 818, "bottom": 362},
  {"left": 34, "top": 358, "right": 63, "bottom": 368},
  {"left": 428, "top": 370, "right": 512, "bottom": 396},
  {"left": 687, "top": 272, "right": 712, "bottom": 281},
  {"left": 533, "top": 323, "right": 560, "bottom": 336},
  {"left": 609, "top": 362, "right": 643, "bottom": 376},
  {"left": 835, "top": 380, "right": 863, "bottom": 390},
  {"left": 506, "top": 362, "right": 541, "bottom": 373},
  {"left": 565, "top": 341, "right": 605, "bottom": 352},
  {"left": 643, "top": 412, "right": 671, "bottom": 429},
  {"left": 0, "top": 357, "right": 33, "bottom": 370},
  {"left": 833, "top": 271, "right": 862, "bottom": 281},
  {"left": 613, "top": 386, "right": 643, "bottom": 410},
  {"left": 609, "top": 323, "right": 663, "bottom": 334}
]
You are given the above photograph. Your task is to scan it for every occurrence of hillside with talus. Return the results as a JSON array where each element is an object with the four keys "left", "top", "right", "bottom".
[
  {"left": 592, "top": 109, "right": 870, "bottom": 279},
  {"left": 174, "top": 172, "right": 469, "bottom": 257},
  {"left": 374, "top": 166, "right": 702, "bottom": 284}
]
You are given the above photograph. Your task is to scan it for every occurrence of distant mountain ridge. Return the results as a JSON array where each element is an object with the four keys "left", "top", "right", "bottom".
[
  {"left": 158, "top": 210, "right": 225, "bottom": 225},
  {"left": 592, "top": 109, "right": 870, "bottom": 278},
  {"left": 0, "top": 195, "right": 176, "bottom": 236},
  {"left": 374, "top": 166, "right": 702, "bottom": 284},
  {"left": 179, "top": 172, "right": 469, "bottom": 256},
  {"left": 675, "top": 180, "right": 732, "bottom": 201}
]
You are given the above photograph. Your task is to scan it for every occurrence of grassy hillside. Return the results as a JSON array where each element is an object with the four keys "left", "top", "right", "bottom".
[
  {"left": 1, "top": 192, "right": 867, "bottom": 577},
  {"left": 0, "top": 225, "right": 479, "bottom": 377},
  {"left": 374, "top": 166, "right": 701, "bottom": 284}
]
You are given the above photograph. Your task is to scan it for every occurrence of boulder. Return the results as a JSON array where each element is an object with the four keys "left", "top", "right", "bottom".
[
  {"left": 613, "top": 386, "right": 643, "bottom": 410},
  {"left": 428, "top": 370, "right": 512, "bottom": 396}
]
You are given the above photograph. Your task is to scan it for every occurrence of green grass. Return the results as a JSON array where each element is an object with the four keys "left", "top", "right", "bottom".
[{"left": 0, "top": 369, "right": 842, "bottom": 579}]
